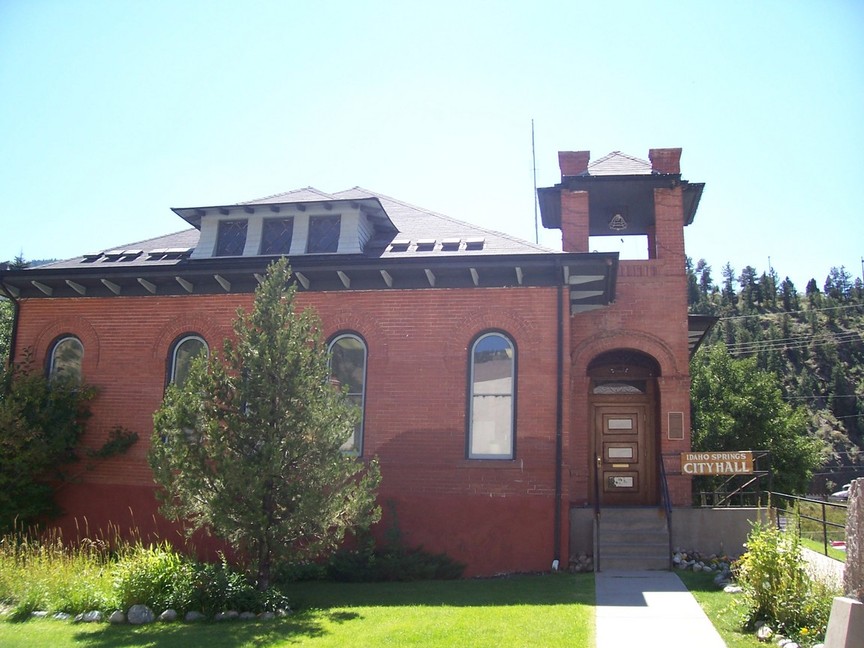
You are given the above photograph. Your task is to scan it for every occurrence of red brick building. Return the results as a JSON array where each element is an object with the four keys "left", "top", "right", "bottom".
[{"left": 1, "top": 148, "right": 710, "bottom": 575}]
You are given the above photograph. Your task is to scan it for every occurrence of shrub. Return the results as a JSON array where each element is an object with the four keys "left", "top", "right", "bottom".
[
  {"left": 734, "top": 521, "right": 838, "bottom": 642},
  {"left": 0, "top": 353, "right": 95, "bottom": 532},
  {"left": 324, "top": 503, "right": 465, "bottom": 583},
  {"left": 113, "top": 542, "right": 195, "bottom": 612},
  {"left": 114, "top": 545, "right": 277, "bottom": 616},
  {"left": 187, "top": 558, "right": 263, "bottom": 616},
  {"left": 1, "top": 528, "right": 289, "bottom": 618}
]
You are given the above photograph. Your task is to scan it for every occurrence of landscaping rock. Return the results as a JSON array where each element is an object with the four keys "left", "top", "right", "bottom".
[
  {"left": 127, "top": 604, "right": 155, "bottom": 625},
  {"left": 158, "top": 609, "right": 177, "bottom": 622},
  {"left": 276, "top": 608, "right": 292, "bottom": 617},
  {"left": 74, "top": 611, "right": 103, "bottom": 623},
  {"left": 756, "top": 624, "right": 773, "bottom": 641},
  {"left": 258, "top": 611, "right": 275, "bottom": 620},
  {"left": 215, "top": 610, "right": 239, "bottom": 621},
  {"left": 31, "top": 611, "right": 48, "bottom": 618},
  {"left": 723, "top": 584, "right": 742, "bottom": 594},
  {"left": 184, "top": 610, "right": 205, "bottom": 622},
  {"left": 568, "top": 553, "right": 593, "bottom": 573},
  {"left": 108, "top": 610, "right": 126, "bottom": 624},
  {"left": 239, "top": 611, "right": 257, "bottom": 620}
]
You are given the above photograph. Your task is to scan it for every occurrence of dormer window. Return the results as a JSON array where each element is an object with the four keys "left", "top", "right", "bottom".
[
  {"left": 260, "top": 217, "right": 294, "bottom": 255},
  {"left": 215, "top": 220, "right": 248, "bottom": 256},
  {"left": 307, "top": 215, "right": 341, "bottom": 253}
]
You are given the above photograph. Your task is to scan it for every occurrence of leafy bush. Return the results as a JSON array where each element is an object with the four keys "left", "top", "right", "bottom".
[
  {"left": 327, "top": 544, "right": 465, "bottom": 582},
  {"left": 734, "top": 521, "right": 838, "bottom": 642},
  {"left": 113, "top": 545, "right": 275, "bottom": 616},
  {"left": 271, "top": 559, "right": 328, "bottom": 583},
  {"left": 113, "top": 542, "right": 194, "bottom": 612},
  {"left": 187, "top": 558, "right": 264, "bottom": 616},
  {"left": 0, "top": 353, "right": 95, "bottom": 532}
]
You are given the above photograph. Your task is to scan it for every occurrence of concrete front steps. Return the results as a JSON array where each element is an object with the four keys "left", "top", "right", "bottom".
[{"left": 595, "top": 507, "right": 671, "bottom": 571}]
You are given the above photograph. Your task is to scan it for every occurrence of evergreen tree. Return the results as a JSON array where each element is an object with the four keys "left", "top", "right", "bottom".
[
  {"left": 852, "top": 278, "right": 864, "bottom": 302},
  {"left": 780, "top": 277, "right": 799, "bottom": 312},
  {"left": 721, "top": 263, "right": 737, "bottom": 308},
  {"left": 686, "top": 256, "right": 700, "bottom": 306},
  {"left": 695, "top": 259, "right": 715, "bottom": 312},
  {"left": 824, "top": 266, "right": 853, "bottom": 301},
  {"left": 150, "top": 259, "right": 381, "bottom": 590},
  {"left": 805, "top": 278, "right": 821, "bottom": 308},
  {"left": 738, "top": 266, "right": 759, "bottom": 311}
]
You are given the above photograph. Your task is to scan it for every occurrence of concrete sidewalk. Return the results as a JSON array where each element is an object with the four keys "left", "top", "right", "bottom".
[{"left": 595, "top": 571, "right": 727, "bottom": 648}]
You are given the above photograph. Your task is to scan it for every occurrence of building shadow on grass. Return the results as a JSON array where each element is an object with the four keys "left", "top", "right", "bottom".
[
  {"left": 282, "top": 572, "right": 594, "bottom": 609},
  {"left": 71, "top": 610, "right": 339, "bottom": 648}
]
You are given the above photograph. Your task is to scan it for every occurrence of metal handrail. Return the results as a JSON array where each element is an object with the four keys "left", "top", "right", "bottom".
[
  {"left": 593, "top": 454, "right": 601, "bottom": 571},
  {"left": 770, "top": 491, "right": 848, "bottom": 556},
  {"left": 658, "top": 454, "right": 673, "bottom": 569}
]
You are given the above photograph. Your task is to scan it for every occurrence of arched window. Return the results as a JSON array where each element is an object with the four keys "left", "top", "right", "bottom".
[
  {"left": 169, "top": 335, "right": 209, "bottom": 387},
  {"left": 468, "top": 332, "right": 515, "bottom": 459},
  {"left": 328, "top": 333, "right": 367, "bottom": 455},
  {"left": 48, "top": 336, "right": 83, "bottom": 383}
]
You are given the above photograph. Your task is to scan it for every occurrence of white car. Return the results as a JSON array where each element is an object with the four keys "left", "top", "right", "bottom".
[{"left": 830, "top": 484, "right": 851, "bottom": 500}]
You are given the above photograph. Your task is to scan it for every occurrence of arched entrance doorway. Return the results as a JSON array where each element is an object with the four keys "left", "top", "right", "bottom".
[{"left": 588, "top": 350, "right": 660, "bottom": 506}]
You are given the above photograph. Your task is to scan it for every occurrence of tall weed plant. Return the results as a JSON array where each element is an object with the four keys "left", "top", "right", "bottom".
[
  {"left": 0, "top": 528, "right": 117, "bottom": 619},
  {"left": 735, "top": 521, "right": 838, "bottom": 643},
  {"left": 1, "top": 527, "right": 281, "bottom": 619}
]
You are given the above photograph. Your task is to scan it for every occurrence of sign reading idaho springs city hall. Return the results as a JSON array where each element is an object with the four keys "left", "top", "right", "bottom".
[{"left": 680, "top": 451, "right": 754, "bottom": 476}]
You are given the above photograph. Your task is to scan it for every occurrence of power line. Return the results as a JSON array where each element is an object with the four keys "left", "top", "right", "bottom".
[
  {"left": 717, "top": 302, "right": 864, "bottom": 322},
  {"left": 724, "top": 329, "right": 862, "bottom": 356}
]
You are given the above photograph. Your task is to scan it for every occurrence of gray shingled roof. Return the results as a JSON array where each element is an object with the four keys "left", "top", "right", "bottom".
[
  {"left": 39, "top": 187, "right": 552, "bottom": 270},
  {"left": 333, "top": 187, "right": 552, "bottom": 257}
]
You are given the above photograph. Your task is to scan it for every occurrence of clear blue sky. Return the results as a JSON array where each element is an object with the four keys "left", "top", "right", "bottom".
[{"left": 2, "top": 0, "right": 862, "bottom": 290}]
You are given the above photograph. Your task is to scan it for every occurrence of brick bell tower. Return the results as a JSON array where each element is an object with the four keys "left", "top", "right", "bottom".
[{"left": 537, "top": 149, "right": 705, "bottom": 563}]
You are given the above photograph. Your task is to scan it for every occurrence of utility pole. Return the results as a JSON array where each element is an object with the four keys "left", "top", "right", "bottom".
[{"left": 532, "top": 119, "right": 539, "bottom": 245}]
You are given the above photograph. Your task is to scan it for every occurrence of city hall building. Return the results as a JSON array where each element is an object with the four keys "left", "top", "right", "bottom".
[{"left": 1, "top": 148, "right": 721, "bottom": 575}]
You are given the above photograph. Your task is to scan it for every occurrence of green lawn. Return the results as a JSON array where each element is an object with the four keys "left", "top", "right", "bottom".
[
  {"left": 0, "top": 574, "right": 595, "bottom": 648},
  {"left": 675, "top": 570, "right": 764, "bottom": 648},
  {"left": 799, "top": 536, "right": 847, "bottom": 562}
]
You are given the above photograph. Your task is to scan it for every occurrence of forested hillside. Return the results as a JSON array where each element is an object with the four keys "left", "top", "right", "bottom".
[{"left": 688, "top": 260, "right": 864, "bottom": 491}]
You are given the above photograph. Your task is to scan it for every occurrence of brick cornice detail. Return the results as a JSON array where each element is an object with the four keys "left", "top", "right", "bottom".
[{"left": 569, "top": 329, "right": 680, "bottom": 376}]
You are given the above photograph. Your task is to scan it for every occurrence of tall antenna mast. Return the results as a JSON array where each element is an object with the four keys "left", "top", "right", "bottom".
[{"left": 532, "top": 119, "right": 539, "bottom": 245}]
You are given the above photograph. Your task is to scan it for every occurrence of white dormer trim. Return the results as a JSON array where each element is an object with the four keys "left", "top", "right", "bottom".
[{"left": 190, "top": 201, "right": 379, "bottom": 259}]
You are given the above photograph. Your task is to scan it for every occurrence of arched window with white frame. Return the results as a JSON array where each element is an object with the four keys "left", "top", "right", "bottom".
[
  {"left": 168, "top": 334, "right": 209, "bottom": 387},
  {"left": 468, "top": 331, "right": 516, "bottom": 459},
  {"left": 328, "top": 332, "right": 367, "bottom": 455},
  {"left": 48, "top": 335, "right": 84, "bottom": 384}
]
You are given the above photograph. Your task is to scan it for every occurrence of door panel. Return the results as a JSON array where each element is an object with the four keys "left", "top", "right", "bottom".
[{"left": 594, "top": 404, "right": 655, "bottom": 505}]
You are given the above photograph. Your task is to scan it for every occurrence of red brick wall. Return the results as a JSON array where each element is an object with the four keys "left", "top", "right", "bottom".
[{"left": 14, "top": 286, "right": 565, "bottom": 576}]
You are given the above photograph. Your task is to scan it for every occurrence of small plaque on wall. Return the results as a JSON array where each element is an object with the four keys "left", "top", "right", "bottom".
[{"left": 668, "top": 411, "right": 684, "bottom": 440}]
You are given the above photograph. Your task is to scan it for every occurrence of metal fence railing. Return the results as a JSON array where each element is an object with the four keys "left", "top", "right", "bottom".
[{"left": 769, "top": 491, "right": 848, "bottom": 557}]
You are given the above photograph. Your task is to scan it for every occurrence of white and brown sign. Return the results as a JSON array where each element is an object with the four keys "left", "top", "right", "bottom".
[{"left": 680, "top": 451, "right": 754, "bottom": 475}]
